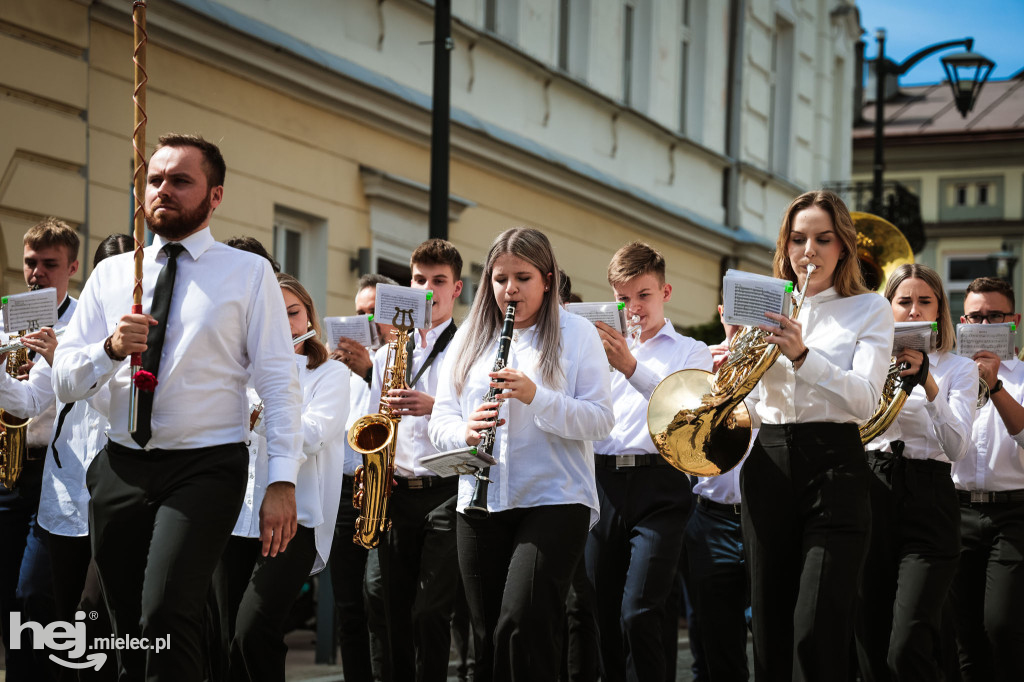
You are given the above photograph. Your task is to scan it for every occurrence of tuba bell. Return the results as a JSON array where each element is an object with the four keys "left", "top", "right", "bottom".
[
  {"left": 856, "top": 212, "right": 916, "bottom": 444},
  {"left": 647, "top": 266, "right": 816, "bottom": 477}
]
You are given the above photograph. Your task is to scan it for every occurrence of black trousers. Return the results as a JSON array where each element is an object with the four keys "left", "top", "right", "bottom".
[
  {"left": 47, "top": 532, "right": 116, "bottom": 682},
  {"left": 329, "top": 475, "right": 372, "bottom": 682},
  {"left": 585, "top": 463, "right": 693, "bottom": 682},
  {"left": 855, "top": 455, "right": 960, "bottom": 682},
  {"left": 364, "top": 546, "right": 390, "bottom": 681},
  {"left": 562, "top": 555, "right": 600, "bottom": 682},
  {"left": 87, "top": 440, "right": 248, "bottom": 682},
  {"left": 950, "top": 498, "right": 1024, "bottom": 682},
  {"left": 682, "top": 499, "right": 749, "bottom": 682},
  {"left": 229, "top": 525, "right": 317, "bottom": 682},
  {"left": 210, "top": 535, "right": 261, "bottom": 682},
  {"left": 740, "top": 422, "right": 871, "bottom": 682},
  {"left": 458, "top": 503, "right": 590, "bottom": 682},
  {"left": 377, "top": 480, "right": 460, "bottom": 682}
]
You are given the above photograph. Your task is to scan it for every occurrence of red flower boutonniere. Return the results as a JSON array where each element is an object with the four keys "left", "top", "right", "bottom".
[{"left": 133, "top": 370, "right": 158, "bottom": 391}]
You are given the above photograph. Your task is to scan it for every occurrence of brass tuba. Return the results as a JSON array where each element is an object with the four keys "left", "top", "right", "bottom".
[
  {"left": 856, "top": 213, "right": 915, "bottom": 444},
  {"left": 346, "top": 309, "right": 414, "bottom": 549},
  {"left": 0, "top": 332, "right": 32, "bottom": 490},
  {"left": 647, "top": 266, "right": 816, "bottom": 477}
]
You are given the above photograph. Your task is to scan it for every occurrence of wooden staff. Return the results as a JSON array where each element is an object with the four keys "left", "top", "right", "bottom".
[{"left": 128, "top": 0, "right": 148, "bottom": 433}]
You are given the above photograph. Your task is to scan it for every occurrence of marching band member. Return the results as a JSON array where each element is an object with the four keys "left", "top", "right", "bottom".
[
  {"left": 585, "top": 241, "right": 712, "bottom": 681},
  {"left": 951, "top": 276, "right": 1024, "bottom": 682},
  {"left": 228, "top": 273, "right": 348, "bottom": 681},
  {"left": 371, "top": 239, "right": 463, "bottom": 682},
  {"left": 52, "top": 134, "right": 303, "bottom": 681},
  {"left": 429, "top": 227, "right": 614, "bottom": 682},
  {"left": 741, "top": 190, "right": 893, "bottom": 681},
  {"left": 856, "top": 264, "right": 977, "bottom": 682}
]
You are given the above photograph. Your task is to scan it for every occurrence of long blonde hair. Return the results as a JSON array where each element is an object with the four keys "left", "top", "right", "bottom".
[
  {"left": 277, "top": 272, "right": 329, "bottom": 370},
  {"left": 772, "top": 190, "right": 869, "bottom": 297},
  {"left": 453, "top": 228, "right": 563, "bottom": 396},
  {"left": 883, "top": 263, "right": 956, "bottom": 353}
]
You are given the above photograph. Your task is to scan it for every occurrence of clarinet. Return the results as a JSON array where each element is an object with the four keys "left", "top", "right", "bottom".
[{"left": 464, "top": 300, "right": 518, "bottom": 518}]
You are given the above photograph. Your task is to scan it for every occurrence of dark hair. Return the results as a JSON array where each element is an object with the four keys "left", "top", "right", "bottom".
[
  {"left": 608, "top": 241, "right": 666, "bottom": 286},
  {"left": 276, "top": 272, "right": 328, "bottom": 370},
  {"left": 966, "top": 276, "right": 1015, "bottom": 310},
  {"left": 93, "top": 233, "right": 134, "bottom": 268},
  {"left": 558, "top": 269, "right": 573, "bottom": 305},
  {"left": 883, "top": 263, "right": 956, "bottom": 353},
  {"left": 25, "top": 217, "right": 79, "bottom": 264},
  {"left": 225, "top": 236, "right": 281, "bottom": 272},
  {"left": 357, "top": 273, "right": 399, "bottom": 291},
  {"left": 410, "top": 238, "right": 463, "bottom": 281},
  {"left": 154, "top": 133, "right": 226, "bottom": 188},
  {"left": 773, "top": 190, "right": 868, "bottom": 297}
]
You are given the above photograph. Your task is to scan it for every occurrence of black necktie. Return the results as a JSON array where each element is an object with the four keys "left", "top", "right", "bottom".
[{"left": 132, "top": 243, "right": 185, "bottom": 447}]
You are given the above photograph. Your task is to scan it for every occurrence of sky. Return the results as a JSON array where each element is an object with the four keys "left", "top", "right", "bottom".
[{"left": 856, "top": 0, "right": 1023, "bottom": 85}]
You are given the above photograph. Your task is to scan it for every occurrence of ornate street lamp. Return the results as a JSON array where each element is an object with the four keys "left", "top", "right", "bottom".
[{"left": 871, "top": 31, "right": 995, "bottom": 212}]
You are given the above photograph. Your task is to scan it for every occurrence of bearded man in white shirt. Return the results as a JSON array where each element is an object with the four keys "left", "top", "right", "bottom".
[
  {"left": 951, "top": 276, "right": 1024, "bottom": 682},
  {"left": 52, "top": 134, "right": 303, "bottom": 682}
]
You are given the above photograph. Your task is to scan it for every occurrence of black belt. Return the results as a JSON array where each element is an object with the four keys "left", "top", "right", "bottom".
[
  {"left": 594, "top": 453, "right": 669, "bottom": 470},
  {"left": 697, "top": 496, "right": 741, "bottom": 516},
  {"left": 394, "top": 475, "right": 456, "bottom": 491},
  {"left": 958, "top": 489, "right": 1024, "bottom": 505},
  {"left": 26, "top": 446, "right": 46, "bottom": 461}
]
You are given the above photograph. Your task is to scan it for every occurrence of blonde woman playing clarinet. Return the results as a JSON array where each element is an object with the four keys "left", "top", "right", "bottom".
[{"left": 429, "top": 227, "right": 613, "bottom": 682}]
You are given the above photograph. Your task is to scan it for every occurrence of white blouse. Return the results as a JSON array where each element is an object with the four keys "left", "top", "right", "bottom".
[
  {"left": 429, "top": 308, "right": 614, "bottom": 527},
  {"left": 234, "top": 355, "right": 349, "bottom": 574},
  {"left": 871, "top": 351, "right": 978, "bottom": 463},
  {"left": 748, "top": 288, "right": 894, "bottom": 426}
]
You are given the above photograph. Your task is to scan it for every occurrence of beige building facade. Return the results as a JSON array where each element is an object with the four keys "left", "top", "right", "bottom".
[{"left": 1, "top": 0, "right": 860, "bottom": 325}]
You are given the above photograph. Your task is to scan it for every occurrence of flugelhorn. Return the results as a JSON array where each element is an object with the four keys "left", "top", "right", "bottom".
[
  {"left": 464, "top": 300, "right": 518, "bottom": 518},
  {"left": 646, "top": 265, "right": 815, "bottom": 477}
]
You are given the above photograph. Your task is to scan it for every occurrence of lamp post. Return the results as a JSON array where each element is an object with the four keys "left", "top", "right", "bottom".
[{"left": 871, "top": 31, "right": 995, "bottom": 212}]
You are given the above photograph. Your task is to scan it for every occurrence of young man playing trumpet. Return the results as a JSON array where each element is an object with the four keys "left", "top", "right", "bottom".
[
  {"left": 951, "top": 276, "right": 1024, "bottom": 682},
  {"left": 585, "top": 241, "right": 712, "bottom": 681}
]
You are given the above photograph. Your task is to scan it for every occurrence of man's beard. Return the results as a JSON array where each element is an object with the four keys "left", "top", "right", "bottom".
[{"left": 145, "top": 191, "right": 212, "bottom": 240}]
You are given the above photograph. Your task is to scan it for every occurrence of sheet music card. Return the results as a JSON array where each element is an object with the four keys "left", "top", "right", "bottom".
[
  {"left": 892, "top": 321, "right": 937, "bottom": 353},
  {"left": 565, "top": 302, "right": 628, "bottom": 334},
  {"left": 421, "top": 446, "right": 498, "bottom": 478},
  {"left": 956, "top": 322, "right": 1016, "bottom": 361},
  {"left": 324, "top": 315, "right": 381, "bottom": 351},
  {"left": 2, "top": 287, "right": 58, "bottom": 332},
  {"left": 373, "top": 284, "right": 433, "bottom": 330},
  {"left": 721, "top": 270, "right": 793, "bottom": 328}
]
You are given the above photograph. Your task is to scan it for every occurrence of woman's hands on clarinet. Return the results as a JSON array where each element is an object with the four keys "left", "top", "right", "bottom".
[
  {"left": 489, "top": 368, "right": 537, "bottom": 405},
  {"left": 762, "top": 312, "right": 809, "bottom": 368},
  {"left": 466, "top": 399, "right": 503, "bottom": 446}
]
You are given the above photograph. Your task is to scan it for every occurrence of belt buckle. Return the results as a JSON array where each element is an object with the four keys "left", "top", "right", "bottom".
[
  {"left": 732, "top": 503, "right": 741, "bottom": 515},
  {"left": 970, "top": 490, "right": 986, "bottom": 504},
  {"left": 407, "top": 478, "right": 424, "bottom": 489},
  {"left": 615, "top": 455, "right": 636, "bottom": 468}
]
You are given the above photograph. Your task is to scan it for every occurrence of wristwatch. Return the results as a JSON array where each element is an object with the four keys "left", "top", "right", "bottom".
[{"left": 990, "top": 379, "right": 1003, "bottom": 396}]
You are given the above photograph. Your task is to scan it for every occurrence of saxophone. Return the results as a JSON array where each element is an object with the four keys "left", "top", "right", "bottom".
[
  {"left": 346, "top": 309, "right": 414, "bottom": 549},
  {"left": 0, "top": 332, "right": 31, "bottom": 490}
]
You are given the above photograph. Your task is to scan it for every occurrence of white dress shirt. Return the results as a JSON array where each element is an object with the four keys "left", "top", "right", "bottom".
[
  {"left": 0, "top": 297, "right": 109, "bottom": 536},
  {"left": 747, "top": 288, "right": 894, "bottom": 426},
  {"left": 370, "top": 318, "right": 454, "bottom": 478},
  {"left": 51, "top": 228, "right": 303, "bottom": 484},
  {"left": 233, "top": 356, "right": 349, "bottom": 573},
  {"left": 594, "top": 319, "right": 712, "bottom": 455},
  {"left": 953, "top": 358, "right": 1024, "bottom": 492},
  {"left": 429, "top": 308, "right": 614, "bottom": 527},
  {"left": 870, "top": 351, "right": 978, "bottom": 463}
]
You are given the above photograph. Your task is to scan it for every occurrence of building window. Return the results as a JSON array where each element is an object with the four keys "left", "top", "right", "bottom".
[
  {"left": 978, "top": 183, "right": 990, "bottom": 205},
  {"left": 621, "top": 0, "right": 651, "bottom": 111},
  {"left": 558, "top": 0, "right": 570, "bottom": 70},
  {"left": 557, "top": 0, "right": 590, "bottom": 76},
  {"left": 768, "top": 16, "right": 794, "bottom": 176},
  {"left": 273, "top": 208, "right": 327, "bottom": 317},
  {"left": 947, "top": 255, "right": 998, "bottom": 322},
  {"left": 955, "top": 185, "right": 968, "bottom": 206},
  {"left": 623, "top": 3, "right": 634, "bottom": 106},
  {"left": 678, "top": 2, "right": 690, "bottom": 134},
  {"left": 483, "top": 0, "right": 519, "bottom": 42}
]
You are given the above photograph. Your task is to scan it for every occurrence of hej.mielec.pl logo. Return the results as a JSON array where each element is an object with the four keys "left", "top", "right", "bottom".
[{"left": 8, "top": 610, "right": 171, "bottom": 670}]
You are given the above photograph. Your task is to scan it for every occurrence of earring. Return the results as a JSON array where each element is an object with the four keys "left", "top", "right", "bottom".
[{"left": 307, "top": 321, "right": 313, "bottom": 330}]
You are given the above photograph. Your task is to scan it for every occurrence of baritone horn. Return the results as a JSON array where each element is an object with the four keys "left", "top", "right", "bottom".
[{"left": 647, "top": 265, "right": 816, "bottom": 477}]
